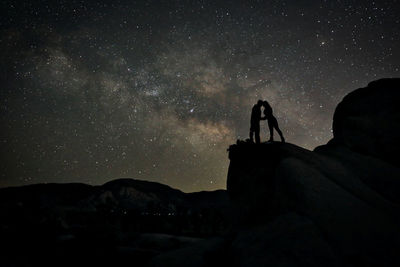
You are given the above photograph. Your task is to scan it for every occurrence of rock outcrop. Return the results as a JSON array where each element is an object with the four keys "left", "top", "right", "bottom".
[
  {"left": 227, "top": 78, "right": 400, "bottom": 266},
  {"left": 331, "top": 78, "right": 400, "bottom": 167}
]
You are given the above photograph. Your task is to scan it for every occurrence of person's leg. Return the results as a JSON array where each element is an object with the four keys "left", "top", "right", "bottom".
[
  {"left": 250, "top": 125, "right": 255, "bottom": 142},
  {"left": 255, "top": 125, "right": 260, "bottom": 144},
  {"left": 268, "top": 120, "right": 274, "bottom": 141},
  {"left": 273, "top": 119, "right": 285, "bottom": 142},
  {"left": 276, "top": 127, "right": 285, "bottom": 142}
]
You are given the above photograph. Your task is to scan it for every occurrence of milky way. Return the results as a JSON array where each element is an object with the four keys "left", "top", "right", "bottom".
[{"left": 1, "top": 0, "right": 399, "bottom": 191}]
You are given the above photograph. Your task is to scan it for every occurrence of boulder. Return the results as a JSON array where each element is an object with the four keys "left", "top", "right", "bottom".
[
  {"left": 332, "top": 78, "right": 400, "bottom": 167},
  {"left": 231, "top": 213, "right": 344, "bottom": 267}
]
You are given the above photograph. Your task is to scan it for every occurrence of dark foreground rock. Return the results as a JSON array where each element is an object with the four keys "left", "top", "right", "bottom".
[
  {"left": 226, "top": 78, "right": 400, "bottom": 267},
  {"left": 230, "top": 213, "right": 343, "bottom": 267},
  {"left": 227, "top": 141, "right": 400, "bottom": 266}
]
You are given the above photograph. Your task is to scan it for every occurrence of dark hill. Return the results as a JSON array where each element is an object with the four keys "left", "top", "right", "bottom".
[
  {"left": 0, "top": 179, "right": 231, "bottom": 267},
  {"left": 0, "top": 178, "right": 231, "bottom": 214}
]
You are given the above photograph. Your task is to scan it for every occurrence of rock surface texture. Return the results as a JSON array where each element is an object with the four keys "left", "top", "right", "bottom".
[{"left": 227, "top": 78, "right": 400, "bottom": 267}]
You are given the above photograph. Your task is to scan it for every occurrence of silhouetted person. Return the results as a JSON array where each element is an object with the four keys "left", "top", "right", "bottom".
[
  {"left": 262, "top": 101, "right": 285, "bottom": 143},
  {"left": 250, "top": 100, "right": 264, "bottom": 144}
]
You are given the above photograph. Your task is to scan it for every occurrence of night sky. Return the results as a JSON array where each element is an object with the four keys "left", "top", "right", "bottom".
[{"left": 1, "top": 0, "right": 399, "bottom": 191}]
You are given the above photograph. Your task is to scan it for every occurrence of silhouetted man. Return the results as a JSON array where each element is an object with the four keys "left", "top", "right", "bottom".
[
  {"left": 250, "top": 100, "right": 264, "bottom": 144},
  {"left": 262, "top": 101, "right": 285, "bottom": 143}
]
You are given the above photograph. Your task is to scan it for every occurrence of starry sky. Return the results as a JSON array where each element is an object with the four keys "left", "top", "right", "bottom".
[{"left": 0, "top": 0, "right": 399, "bottom": 191}]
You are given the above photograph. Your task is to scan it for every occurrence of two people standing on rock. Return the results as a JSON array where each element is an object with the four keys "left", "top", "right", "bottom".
[{"left": 250, "top": 100, "right": 285, "bottom": 144}]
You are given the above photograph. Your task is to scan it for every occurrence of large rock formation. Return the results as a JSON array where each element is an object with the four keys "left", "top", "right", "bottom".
[
  {"left": 227, "top": 78, "right": 400, "bottom": 266},
  {"left": 331, "top": 78, "right": 400, "bottom": 167}
]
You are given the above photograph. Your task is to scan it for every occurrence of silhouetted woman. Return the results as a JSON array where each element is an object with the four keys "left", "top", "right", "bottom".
[{"left": 262, "top": 101, "right": 285, "bottom": 143}]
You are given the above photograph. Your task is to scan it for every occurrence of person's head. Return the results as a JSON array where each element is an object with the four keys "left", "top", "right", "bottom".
[
  {"left": 262, "top": 100, "right": 271, "bottom": 107},
  {"left": 263, "top": 101, "right": 273, "bottom": 115},
  {"left": 257, "top": 100, "right": 263, "bottom": 106}
]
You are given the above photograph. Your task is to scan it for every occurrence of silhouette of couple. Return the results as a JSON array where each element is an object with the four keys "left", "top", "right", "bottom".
[{"left": 250, "top": 100, "right": 285, "bottom": 144}]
